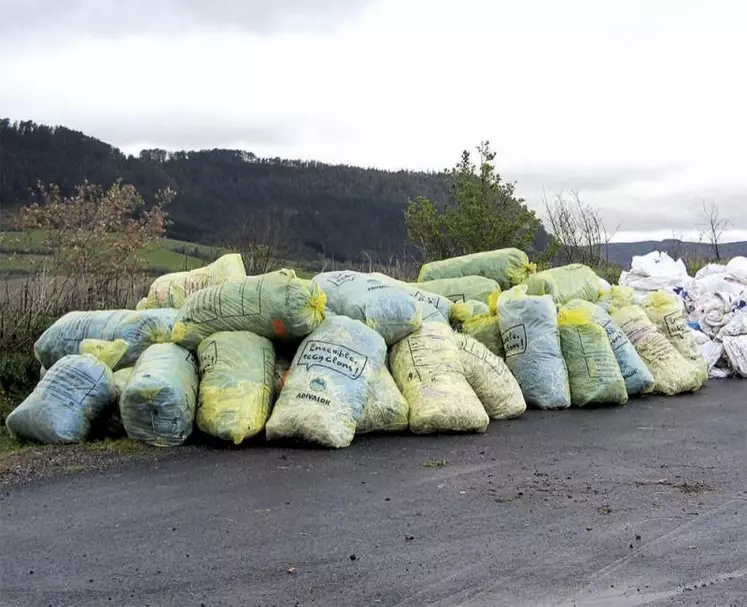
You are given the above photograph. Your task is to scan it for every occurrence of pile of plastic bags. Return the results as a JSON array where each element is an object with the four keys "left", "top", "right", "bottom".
[
  {"left": 619, "top": 251, "right": 747, "bottom": 378},
  {"left": 5, "top": 247, "right": 739, "bottom": 450}
]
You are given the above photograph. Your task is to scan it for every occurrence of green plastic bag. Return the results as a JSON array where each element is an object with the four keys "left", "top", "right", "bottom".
[
  {"left": 390, "top": 323, "right": 489, "bottom": 434},
  {"left": 498, "top": 286, "right": 571, "bottom": 410},
  {"left": 172, "top": 269, "right": 326, "bottom": 350},
  {"left": 6, "top": 354, "right": 116, "bottom": 444},
  {"left": 266, "top": 316, "right": 387, "bottom": 448},
  {"left": 35, "top": 308, "right": 178, "bottom": 370},
  {"left": 525, "top": 264, "right": 601, "bottom": 304},
  {"left": 565, "top": 300, "right": 654, "bottom": 396},
  {"left": 557, "top": 306, "right": 628, "bottom": 407},
  {"left": 417, "top": 248, "right": 536, "bottom": 291},
  {"left": 137, "top": 253, "right": 246, "bottom": 310},
  {"left": 120, "top": 343, "right": 199, "bottom": 446},
  {"left": 357, "top": 367, "right": 409, "bottom": 434},
  {"left": 611, "top": 306, "right": 701, "bottom": 396},
  {"left": 454, "top": 333, "right": 525, "bottom": 419},
  {"left": 643, "top": 291, "right": 708, "bottom": 387},
  {"left": 196, "top": 331, "right": 275, "bottom": 444},
  {"left": 313, "top": 271, "right": 422, "bottom": 345},
  {"left": 417, "top": 276, "right": 500, "bottom": 304}
]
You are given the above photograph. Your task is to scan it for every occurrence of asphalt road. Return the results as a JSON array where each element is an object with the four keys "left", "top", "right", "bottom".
[{"left": 1, "top": 381, "right": 746, "bottom": 607}]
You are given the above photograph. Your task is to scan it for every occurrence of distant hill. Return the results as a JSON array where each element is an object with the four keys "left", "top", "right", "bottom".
[
  {"left": 606, "top": 240, "right": 747, "bottom": 269},
  {"left": 0, "top": 118, "right": 549, "bottom": 262}
]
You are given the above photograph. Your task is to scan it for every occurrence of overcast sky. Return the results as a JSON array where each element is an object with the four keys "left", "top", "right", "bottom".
[{"left": 2, "top": 0, "right": 746, "bottom": 242}]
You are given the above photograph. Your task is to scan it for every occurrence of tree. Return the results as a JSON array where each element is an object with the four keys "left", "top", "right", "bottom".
[
  {"left": 700, "top": 201, "right": 731, "bottom": 261},
  {"left": 543, "top": 190, "right": 620, "bottom": 267},
  {"left": 15, "top": 180, "right": 172, "bottom": 282},
  {"left": 226, "top": 208, "right": 293, "bottom": 275},
  {"left": 405, "top": 141, "right": 540, "bottom": 260}
]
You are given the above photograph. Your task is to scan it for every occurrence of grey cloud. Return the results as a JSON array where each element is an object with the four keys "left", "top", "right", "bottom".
[
  {"left": 1, "top": 0, "right": 375, "bottom": 36},
  {"left": 512, "top": 163, "right": 682, "bottom": 195}
]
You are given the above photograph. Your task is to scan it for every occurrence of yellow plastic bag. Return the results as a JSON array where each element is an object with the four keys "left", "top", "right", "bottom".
[
  {"left": 172, "top": 269, "right": 326, "bottom": 350},
  {"left": 417, "top": 248, "right": 536, "bottom": 291},
  {"left": 611, "top": 305, "right": 701, "bottom": 396},
  {"left": 139, "top": 253, "right": 246, "bottom": 309},
  {"left": 643, "top": 291, "right": 708, "bottom": 387},
  {"left": 597, "top": 286, "right": 635, "bottom": 314},
  {"left": 454, "top": 333, "right": 525, "bottom": 419},
  {"left": 557, "top": 307, "right": 628, "bottom": 407},
  {"left": 357, "top": 367, "right": 409, "bottom": 434},
  {"left": 417, "top": 276, "right": 500, "bottom": 304},
  {"left": 112, "top": 367, "right": 134, "bottom": 399},
  {"left": 196, "top": 331, "right": 275, "bottom": 444},
  {"left": 79, "top": 338, "right": 130, "bottom": 369},
  {"left": 390, "top": 323, "right": 489, "bottom": 434},
  {"left": 525, "top": 264, "right": 601, "bottom": 304}
]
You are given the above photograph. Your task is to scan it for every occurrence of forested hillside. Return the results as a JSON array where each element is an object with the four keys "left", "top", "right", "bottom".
[{"left": 2, "top": 119, "right": 551, "bottom": 261}]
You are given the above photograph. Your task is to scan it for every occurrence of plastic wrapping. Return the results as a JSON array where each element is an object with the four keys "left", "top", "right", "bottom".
[
  {"left": 266, "top": 316, "right": 386, "bottom": 448},
  {"left": 357, "top": 367, "right": 409, "bottom": 434},
  {"left": 498, "top": 286, "right": 571, "bottom": 410},
  {"left": 557, "top": 307, "right": 628, "bottom": 406},
  {"left": 454, "top": 333, "right": 525, "bottom": 419},
  {"left": 120, "top": 343, "right": 199, "bottom": 446},
  {"left": 611, "top": 306, "right": 702, "bottom": 396},
  {"left": 525, "top": 264, "right": 601, "bottom": 304},
  {"left": 565, "top": 299, "right": 654, "bottom": 396},
  {"left": 196, "top": 332, "right": 275, "bottom": 444},
  {"left": 172, "top": 269, "right": 326, "bottom": 350},
  {"left": 417, "top": 276, "right": 500, "bottom": 304},
  {"left": 35, "top": 308, "right": 178, "bottom": 369},
  {"left": 313, "top": 271, "right": 421, "bottom": 345},
  {"left": 6, "top": 354, "right": 115, "bottom": 444},
  {"left": 417, "top": 248, "right": 536, "bottom": 291},
  {"left": 137, "top": 253, "right": 246, "bottom": 310},
  {"left": 390, "top": 323, "right": 489, "bottom": 434}
]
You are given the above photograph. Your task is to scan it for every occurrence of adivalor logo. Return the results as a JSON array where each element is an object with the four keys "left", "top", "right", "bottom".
[{"left": 309, "top": 377, "right": 327, "bottom": 392}]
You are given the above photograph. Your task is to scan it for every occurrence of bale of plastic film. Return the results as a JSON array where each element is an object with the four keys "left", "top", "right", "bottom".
[
  {"left": 368, "top": 272, "right": 453, "bottom": 323},
  {"left": 557, "top": 306, "right": 628, "bottom": 407},
  {"left": 416, "top": 276, "right": 501, "bottom": 304},
  {"left": 453, "top": 333, "right": 526, "bottom": 419},
  {"left": 611, "top": 305, "right": 702, "bottom": 396},
  {"left": 525, "top": 264, "right": 601, "bottom": 304},
  {"left": 35, "top": 308, "right": 178, "bottom": 370},
  {"left": 565, "top": 299, "right": 654, "bottom": 396},
  {"left": 390, "top": 323, "right": 489, "bottom": 434},
  {"left": 120, "top": 343, "right": 199, "bottom": 446},
  {"left": 643, "top": 291, "right": 709, "bottom": 387},
  {"left": 497, "top": 286, "right": 571, "bottom": 410},
  {"left": 357, "top": 367, "right": 409, "bottom": 434},
  {"left": 172, "top": 269, "right": 326, "bottom": 350},
  {"left": 265, "top": 316, "right": 386, "bottom": 448},
  {"left": 139, "top": 253, "right": 246, "bottom": 309},
  {"left": 6, "top": 354, "right": 116, "bottom": 444},
  {"left": 313, "top": 271, "right": 422, "bottom": 345},
  {"left": 196, "top": 331, "right": 275, "bottom": 444},
  {"left": 417, "top": 248, "right": 536, "bottom": 291},
  {"left": 79, "top": 338, "right": 130, "bottom": 369}
]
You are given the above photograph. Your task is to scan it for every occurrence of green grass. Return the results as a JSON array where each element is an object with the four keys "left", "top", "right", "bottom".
[{"left": 0, "top": 230, "right": 209, "bottom": 274}]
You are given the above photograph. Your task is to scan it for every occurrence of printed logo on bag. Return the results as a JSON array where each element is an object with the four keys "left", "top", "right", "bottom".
[
  {"left": 663, "top": 311, "right": 687, "bottom": 338},
  {"left": 411, "top": 291, "right": 443, "bottom": 308},
  {"left": 309, "top": 377, "right": 327, "bottom": 392},
  {"left": 502, "top": 324, "right": 527, "bottom": 357},
  {"left": 297, "top": 340, "right": 367, "bottom": 379},
  {"left": 364, "top": 279, "right": 393, "bottom": 293}
]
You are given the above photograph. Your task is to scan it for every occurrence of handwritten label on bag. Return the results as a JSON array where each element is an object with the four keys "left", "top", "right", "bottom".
[
  {"left": 663, "top": 311, "right": 687, "bottom": 338},
  {"left": 297, "top": 340, "right": 367, "bottom": 379},
  {"left": 502, "top": 324, "right": 528, "bottom": 358}
]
